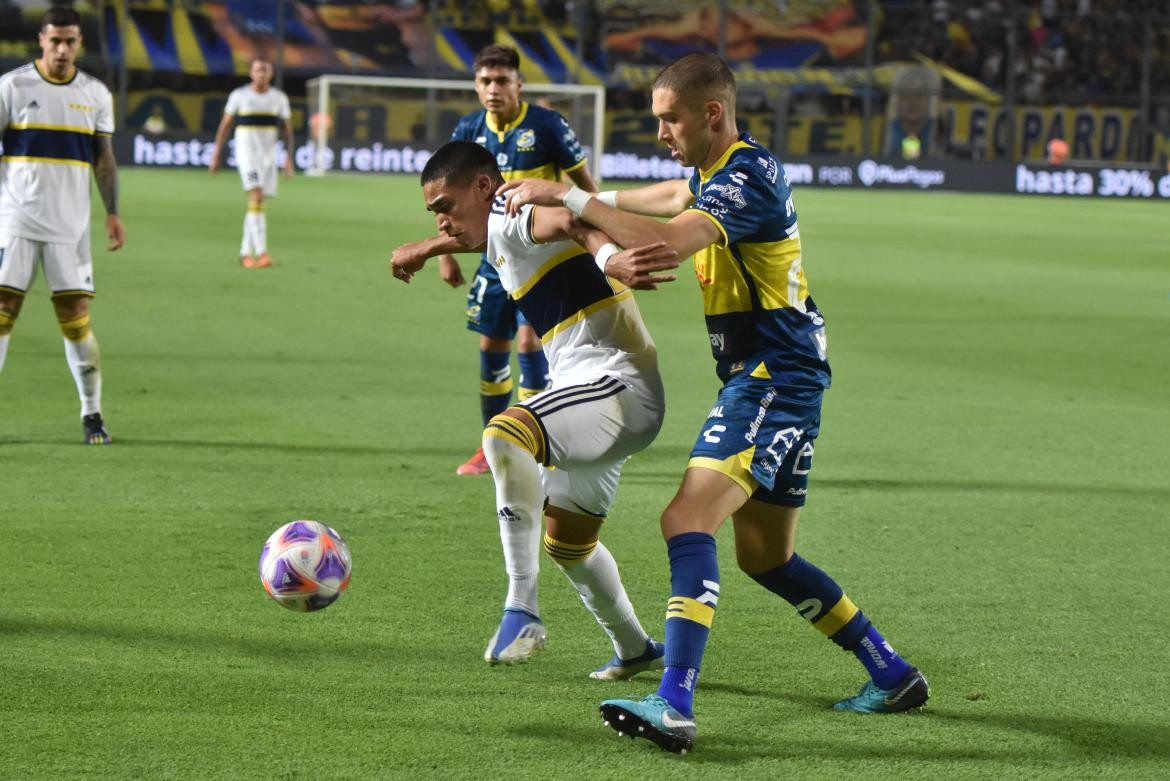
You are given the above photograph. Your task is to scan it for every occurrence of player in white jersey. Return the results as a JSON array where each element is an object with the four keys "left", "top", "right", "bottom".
[
  {"left": 392, "top": 141, "right": 679, "bottom": 676},
  {"left": 0, "top": 7, "right": 126, "bottom": 444},
  {"left": 209, "top": 57, "right": 293, "bottom": 268}
]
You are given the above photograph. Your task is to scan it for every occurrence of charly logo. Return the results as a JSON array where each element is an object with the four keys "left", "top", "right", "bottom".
[{"left": 858, "top": 159, "right": 879, "bottom": 187}]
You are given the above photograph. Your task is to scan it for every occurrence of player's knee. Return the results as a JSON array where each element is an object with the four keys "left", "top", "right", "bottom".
[
  {"left": 482, "top": 410, "right": 544, "bottom": 464},
  {"left": 542, "top": 532, "right": 596, "bottom": 567},
  {"left": 57, "top": 312, "right": 91, "bottom": 341}
]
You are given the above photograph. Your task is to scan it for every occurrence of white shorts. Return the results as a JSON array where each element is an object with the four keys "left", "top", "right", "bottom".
[
  {"left": 239, "top": 159, "right": 277, "bottom": 196},
  {"left": 521, "top": 374, "right": 665, "bottom": 517},
  {"left": 0, "top": 230, "right": 95, "bottom": 297}
]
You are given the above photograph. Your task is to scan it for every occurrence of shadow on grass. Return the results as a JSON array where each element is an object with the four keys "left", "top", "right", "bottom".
[
  {"left": 618, "top": 472, "right": 1170, "bottom": 499},
  {"left": 0, "top": 436, "right": 460, "bottom": 460},
  {"left": 0, "top": 615, "right": 407, "bottom": 666},
  {"left": 509, "top": 693, "right": 1170, "bottom": 766}
]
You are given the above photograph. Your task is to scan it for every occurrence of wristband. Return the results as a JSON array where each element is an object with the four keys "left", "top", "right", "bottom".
[
  {"left": 597, "top": 191, "right": 618, "bottom": 207},
  {"left": 593, "top": 242, "right": 620, "bottom": 275},
  {"left": 563, "top": 185, "right": 593, "bottom": 216}
]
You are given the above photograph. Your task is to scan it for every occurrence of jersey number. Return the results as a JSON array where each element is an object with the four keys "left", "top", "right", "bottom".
[{"left": 473, "top": 275, "right": 489, "bottom": 303}]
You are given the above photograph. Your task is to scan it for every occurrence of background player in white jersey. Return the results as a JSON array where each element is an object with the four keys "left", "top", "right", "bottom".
[
  {"left": 391, "top": 141, "right": 678, "bottom": 677},
  {"left": 209, "top": 57, "right": 293, "bottom": 269},
  {"left": 0, "top": 7, "right": 125, "bottom": 444}
]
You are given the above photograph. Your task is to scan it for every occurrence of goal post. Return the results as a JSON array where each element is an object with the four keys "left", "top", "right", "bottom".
[{"left": 304, "top": 75, "right": 605, "bottom": 182}]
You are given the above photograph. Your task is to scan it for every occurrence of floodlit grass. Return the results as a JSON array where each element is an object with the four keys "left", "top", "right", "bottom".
[{"left": 2, "top": 169, "right": 1168, "bottom": 779}]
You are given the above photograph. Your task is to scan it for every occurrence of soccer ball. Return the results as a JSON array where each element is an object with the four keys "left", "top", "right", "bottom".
[{"left": 259, "top": 521, "right": 352, "bottom": 612}]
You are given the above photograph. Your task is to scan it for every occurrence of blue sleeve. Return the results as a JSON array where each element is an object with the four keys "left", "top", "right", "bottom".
[
  {"left": 547, "top": 112, "right": 587, "bottom": 172},
  {"left": 689, "top": 159, "right": 781, "bottom": 245},
  {"left": 450, "top": 115, "right": 473, "bottom": 141}
]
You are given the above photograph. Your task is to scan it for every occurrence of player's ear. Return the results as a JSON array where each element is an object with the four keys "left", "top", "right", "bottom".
[{"left": 706, "top": 99, "right": 723, "bottom": 129}]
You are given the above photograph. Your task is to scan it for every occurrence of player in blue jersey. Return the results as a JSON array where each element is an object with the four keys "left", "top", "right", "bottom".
[
  {"left": 500, "top": 53, "right": 928, "bottom": 752},
  {"left": 389, "top": 45, "right": 598, "bottom": 476}
]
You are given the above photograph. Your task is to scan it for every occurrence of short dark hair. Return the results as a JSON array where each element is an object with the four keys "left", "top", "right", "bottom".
[
  {"left": 652, "top": 53, "right": 737, "bottom": 114},
  {"left": 473, "top": 44, "right": 520, "bottom": 73},
  {"left": 420, "top": 141, "right": 502, "bottom": 188},
  {"left": 42, "top": 7, "right": 82, "bottom": 30}
]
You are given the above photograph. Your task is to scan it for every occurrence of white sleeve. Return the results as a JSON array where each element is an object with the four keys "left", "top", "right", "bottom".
[
  {"left": 223, "top": 89, "right": 240, "bottom": 117},
  {"left": 0, "top": 78, "right": 10, "bottom": 130},
  {"left": 278, "top": 91, "right": 291, "bottom": 120},
  {"left": 513, "top": 204, "right": 538, "bottom": 247},
  {"left": 95, "top": 84, "right": 114, "bottom": 135}
]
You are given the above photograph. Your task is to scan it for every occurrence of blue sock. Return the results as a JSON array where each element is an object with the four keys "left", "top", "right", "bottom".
[
  {"left": 749, "top": 552, "right": 910, "bottom": 688},
  {"left": 656, "top": 532, "right": 719, "bottom": 718},
  {"left": 853, "top": 623, "right": 912, "bottom": 689},
  {"left": 479, "top": 350, "right": 512, "bottom": 427},
  {"left": 516, "top": 350, "right": 549, "bottom": 401}
]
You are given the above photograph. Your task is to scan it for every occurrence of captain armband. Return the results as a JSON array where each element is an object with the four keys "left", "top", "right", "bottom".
[{"left": 593, "top": 243, "right": 620, "bottom": 275}]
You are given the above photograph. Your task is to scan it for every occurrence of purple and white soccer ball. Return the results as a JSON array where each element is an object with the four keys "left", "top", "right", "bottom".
[{"left": 259, "top": 520, "right": 352, "bottom": 612}]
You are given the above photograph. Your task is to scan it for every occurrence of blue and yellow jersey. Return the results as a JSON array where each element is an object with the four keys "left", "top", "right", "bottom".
[
  {"left": 687, "top": 134, "right": 830, "bottom": 390},
  {"left": 451, "top": 101, "right": 587, "bottom": 184}
]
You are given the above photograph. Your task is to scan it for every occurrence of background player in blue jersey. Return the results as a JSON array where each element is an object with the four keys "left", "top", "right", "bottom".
[
  {"left": 390, "top": 45, "right": 597, "bottom": 476},
  {"left": 501, "top": 53, "right": 928, "bottom": 752}
]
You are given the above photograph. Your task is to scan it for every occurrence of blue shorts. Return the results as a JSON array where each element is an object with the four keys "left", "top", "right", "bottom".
[
  {"left": 465, "top": 257, "right": 530, "bottom": 339},
  {"left": 687, "top": 377, "right": 821, "bottom": 507}
]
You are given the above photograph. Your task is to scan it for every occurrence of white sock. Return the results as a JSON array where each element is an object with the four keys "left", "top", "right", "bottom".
[
  {"left": 252, "top": 209, "right": 267, "bottom": 255},
  {"left": 241, "top": 212, "right": 254, "bottom": 256},
  {"left": 0, "top": 333, "right": 10, "bottom": 373},
  {"left": 555, "top": 542, "right": 650, "bottom": 659},
  {"left": 482, "top": 433, "right": 543, "bottom": 616},
  {"left": 64, "top": 331, "right": 101, "bottom": 417}
]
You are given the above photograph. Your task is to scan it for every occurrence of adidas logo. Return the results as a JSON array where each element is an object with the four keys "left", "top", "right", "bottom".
[{"left": 28, "top": 100, "right": 39, "bottom": 109}]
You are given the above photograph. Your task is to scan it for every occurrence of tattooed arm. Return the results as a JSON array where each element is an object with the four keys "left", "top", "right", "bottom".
[{"left": 93, "top": 134, "right": 125, "bottom": 251}]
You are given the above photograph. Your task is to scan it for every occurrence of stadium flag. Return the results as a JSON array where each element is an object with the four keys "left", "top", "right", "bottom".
[
  {"left": 913, "top": 53, "right": 1002, "bottom": 105},
  {"left": 436, "top": 27, "right": 473, "bottom": 72},
  {"left": 541, "top": 31, "right": 603, "bottom": 87},
  {"left": 494, "top": 28, "right": 556, "bottom": 84},
  {"left": 172, "top": 7, "right": 209, "bottom": 75}
]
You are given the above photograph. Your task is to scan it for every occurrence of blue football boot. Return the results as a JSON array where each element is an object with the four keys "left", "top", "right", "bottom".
[
  {"left": 483, "top": 608, "right": 547, "bottom": 664},
  {"left": 833, "top": 667, "right": 930, "bottom": 713},
  {"left": 600, "top": 694, "right": 696, "bottom": 753},
  {"left": 590, "top": 639, "right": 665, "bottom": 681}
]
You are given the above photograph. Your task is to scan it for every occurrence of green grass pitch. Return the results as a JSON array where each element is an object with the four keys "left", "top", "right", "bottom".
[{"left": 2, "top": 168, "right": 1168, "bottom": 779}]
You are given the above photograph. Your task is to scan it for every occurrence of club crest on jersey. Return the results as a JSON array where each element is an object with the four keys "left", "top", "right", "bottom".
[
  {"left": 496, "top": 152, "right": 509, "bottom": 169},
  {"left": 516, "top": 129, "right": 535, "bottom": 150}
]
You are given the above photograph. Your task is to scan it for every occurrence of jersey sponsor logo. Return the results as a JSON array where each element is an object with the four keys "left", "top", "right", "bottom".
[
  {"left": 757, "top": 155, "right": 779, "bottom": 183},
  {"left": 68, "top": 102, "right": 94, "bottom": 113},
  {"left": 708, "top": 332, "right": 725, "bottom": 351},
  {"left": 786, "top": 487, "right": 807, "bottom": 496},
  {"left": 496, "top": 152, "right": 509, "bottom": 169},
  {"left": 701, "top": 424, "right": 725, "bottom": 444},
  {"left": 706, "top": 405, "right": 724, "bottom": 419},
  {"left": 516, "top": 129, "right": 535, "bottom": 150},
  {"left": 705, "top": 183, "right": 746, "bottom": 209},
  {"left": 745, "top": 388, "right": 778, "bottom": 445}
]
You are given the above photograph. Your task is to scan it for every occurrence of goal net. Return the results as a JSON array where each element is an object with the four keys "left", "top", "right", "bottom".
[{"left": 304, "top": 75, "right": 605, "bottom": 182}]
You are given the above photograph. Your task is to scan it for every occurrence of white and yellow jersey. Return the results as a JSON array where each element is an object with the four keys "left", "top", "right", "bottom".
[
  {"left": 486, "top": 197, "right": 662, "bottom": 401},
  {"left": 0, "top": 62, "right": 113, "bottom": 243},
  {"left": 224, "top": 85, "right": 290, "bottom": 169}
]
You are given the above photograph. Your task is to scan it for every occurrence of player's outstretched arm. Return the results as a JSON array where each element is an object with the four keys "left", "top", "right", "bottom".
[
  {"left": 209, "top": 113, "right": 233, "bottom": 174},
  {"left": 532, "top": 207, "right": 679, "bottom": 291},
  {"left": 93, "top": 135, "right": 124, "bottom": 251},
  {"left": 500, "top": 180, "right": 719, "bottom": 261},
  {"left": 604, "top": 179, "right": 694, "bottom": 218},
  {"left": 565, "top": 160, "right": 599, "bottom": 195},
  {"left": 390, "top": 233, "right": 483, "bottom": 284}
]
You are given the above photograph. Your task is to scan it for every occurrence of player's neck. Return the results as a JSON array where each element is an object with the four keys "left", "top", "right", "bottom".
[
  {"left": 698, "top": 127, "right": 743, "bottom": 174},
  {"left": 251, "top": 83, "right": 270, "bottom": 93},
  {"left": 36, "top": 58, "right": 76, "bottom": 84},
  {"left": 487, "top": 104, "right": 523, "bottom": 131}
]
